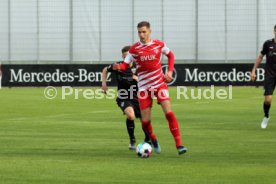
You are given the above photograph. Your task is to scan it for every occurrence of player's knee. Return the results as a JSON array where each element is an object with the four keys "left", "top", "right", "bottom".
[
  {"left": 124, "top": 107, "right": 135, "bottom": 120},
  {"left": 141, "top": 113, "right": 150, "bottom": 122},
  {"left": 141, "top": 117, "right": 150, "bottom": 122},
  {"left": 163, "top": 108, "right": 171, "bottom": 114},
  {"left": 126, "top": 113, "right": 135, "bottom": 120},
  {"left": 264, "top": 100, "right": 272, "bottom": 105},
  {"left": 160, "top": 100, "right": 172, "bottom": 114},
  {"left": 141, "top": 108, "right": 151, "bottom": 122},
  {"left": 264, "top": 96, "right": 272, "bottom": 104}
]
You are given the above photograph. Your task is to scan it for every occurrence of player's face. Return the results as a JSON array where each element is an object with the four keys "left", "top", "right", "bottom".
[
  {"left": 138, "top": 26, "right": 151, "bottom": 43},
  {"left": 122, "top": 51, "right": 128, "bottom": 59}
]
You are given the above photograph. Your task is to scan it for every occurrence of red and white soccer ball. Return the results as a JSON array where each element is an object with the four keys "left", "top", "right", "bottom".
[{"left": 136, "top": 142, "right": 152, "bottom": 158}]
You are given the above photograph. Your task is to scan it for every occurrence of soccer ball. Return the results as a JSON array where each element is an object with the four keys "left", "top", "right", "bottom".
[{"left": 136, "top": 142, "right": 152, "bottom": 158}]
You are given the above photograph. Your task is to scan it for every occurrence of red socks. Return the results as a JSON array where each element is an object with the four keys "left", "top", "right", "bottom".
[
  {"left": 142, "top": 112, "right": 183, "bottom": 147},
  {"left": 165, "top": 112, "right": 183, "bottom": 147},
  {"left": 141, "top": 121, "right": 156, "bottom": 141}
]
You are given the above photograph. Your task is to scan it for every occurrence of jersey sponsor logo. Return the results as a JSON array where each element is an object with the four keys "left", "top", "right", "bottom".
[{"left": 140, "top": 55, "right": 156, "bottom": 61}]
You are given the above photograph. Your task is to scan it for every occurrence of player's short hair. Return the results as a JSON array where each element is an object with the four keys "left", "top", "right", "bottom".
[
  {"left": 137, "top": 21, "right": 150, "bottom": 29},
  {"left": 121, "top": 46, "right": 130, "bottom": 53},
  {"left": 274, "top": 25, "right": 276, "bottom": 30}
]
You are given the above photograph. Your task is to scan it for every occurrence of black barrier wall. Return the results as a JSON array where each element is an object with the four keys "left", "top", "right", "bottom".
[{"left": 0, "top": 64, "right": 264, "bottom": 87}]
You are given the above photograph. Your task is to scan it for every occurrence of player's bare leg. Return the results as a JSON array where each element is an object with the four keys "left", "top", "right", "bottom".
[
  {"left": 160, "top": 100, "right": 187, "bottom": 155},
  {"left": 261, "top": 95, "right": 272, "bottom": 129},
  {"left": 141, "top": 107, "right": 151, "bottom": 122},
  {"left": 141, "top": 108, "right": 161, "bottom": 153},
  {"left": 124, "top": 107, "right": 136, "bottom": 150}
]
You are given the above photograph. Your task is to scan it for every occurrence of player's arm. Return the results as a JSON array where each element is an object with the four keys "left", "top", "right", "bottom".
[
  {"left": 251, "top": 41, "right": 267, "bottom": 81},
  {"left": 101, "top": 67, "right": 108, "bottom": 93},
  {"left": 101, "top": 65, "right": 112, "bottom": 93},
  {"left": 162, "top": 44, "right": 175, "bottom": 83},
  {"left": 112, "top": 52, "right": 135, "bottom": 71},
  {"left": 251, "top": 54, "right": 264, "bottom": 81},
  {"left": 132, "top": 63, "right": 138, "bottom": 81},
  {"left": 112, "top": 62, "right": 129, "bottom": 71}
]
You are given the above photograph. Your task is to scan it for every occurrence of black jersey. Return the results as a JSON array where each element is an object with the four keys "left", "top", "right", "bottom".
[
  {"left": 106, "top": 62, "right": 138, "bottom": 101},
  {"left": 261, "top": 38, "right": 276, "bottom": 77}
]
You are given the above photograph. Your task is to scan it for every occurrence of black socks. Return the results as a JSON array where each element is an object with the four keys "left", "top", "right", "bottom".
[
  {"left": 263, "top": 102, "right": 271, "bottom": 118},
  {"left": 126, "top": 119, "right": 135, "bottom": 141},
  {"left": 126, "top": 118, "right": 151, "bottom": 143}
]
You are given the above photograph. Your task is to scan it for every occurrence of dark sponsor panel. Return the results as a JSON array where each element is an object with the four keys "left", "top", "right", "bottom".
[
  {"left": 0, "top": 64, "right": 264, "bottom": 87},
  {"left": 1, "top": 64, "right": 113, "bottom": 87},
  {"left": 171, "top": 64, "right": 264, "bottom": 86}
]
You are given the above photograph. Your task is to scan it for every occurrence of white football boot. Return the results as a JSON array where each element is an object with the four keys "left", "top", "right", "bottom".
[{"left": 261, "top": 117, "right": 270, "bottom": 129}]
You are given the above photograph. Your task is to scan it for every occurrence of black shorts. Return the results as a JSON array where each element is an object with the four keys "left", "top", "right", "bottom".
[
  {"left": 264, "top": 76, "right": 276, "bottom": 96},
  {"left": 116, "top": 99, "right": 141, "bottom": 118}
]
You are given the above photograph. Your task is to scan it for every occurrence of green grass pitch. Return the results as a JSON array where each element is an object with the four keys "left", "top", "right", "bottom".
[{"left": 0, "top": 87, "right": 275, "bottom": 184}]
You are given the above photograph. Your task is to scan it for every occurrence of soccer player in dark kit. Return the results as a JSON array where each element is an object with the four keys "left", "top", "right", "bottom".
[
  {"left": 102, "top": 46, "right": 150, "bottom": 150},
  {"left": 112, "top": 21, "right": 187, "bottom": 155},
  {"left": 251, "top": 25, "right": 276, "bottom": 129}
]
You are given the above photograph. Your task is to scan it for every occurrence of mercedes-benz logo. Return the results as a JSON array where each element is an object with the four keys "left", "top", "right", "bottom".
[{"left": 162, "top": 65, "right": 177, "bottom": 85}]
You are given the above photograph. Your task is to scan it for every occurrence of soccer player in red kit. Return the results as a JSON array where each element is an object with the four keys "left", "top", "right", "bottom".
[{"left": 113, "top": 21, "right": 187, "bottom": 155}]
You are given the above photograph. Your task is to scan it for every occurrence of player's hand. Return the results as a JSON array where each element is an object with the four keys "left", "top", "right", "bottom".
[
  {"left": 250, "top": 70, "right": 256, "bottom": 81},
  {"left": 112, "top": 63, "right": 120, "bottom": 71},
  {"left": 101, "top": 83, "right": 108, "bottom": 94},
  {"left": 164, "top": 71, "right": 173, "bottom": 83}
]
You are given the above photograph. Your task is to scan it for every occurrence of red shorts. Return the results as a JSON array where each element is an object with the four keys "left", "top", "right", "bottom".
[{"left": 138, "top": 86, "right": 170, "bottom": 110}]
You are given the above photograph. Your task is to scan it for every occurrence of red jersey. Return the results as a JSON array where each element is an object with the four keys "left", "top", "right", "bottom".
[{"left": 124, "top": 40, "right": 171, "bottom": 91}]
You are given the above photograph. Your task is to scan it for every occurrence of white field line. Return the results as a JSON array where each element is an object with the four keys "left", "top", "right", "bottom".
[
  {"left": 195, "top": 101, "right": 211, "bottom": 104},
  {"left": 5, "top": 110, "right": 111, "bottom": 121}
]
